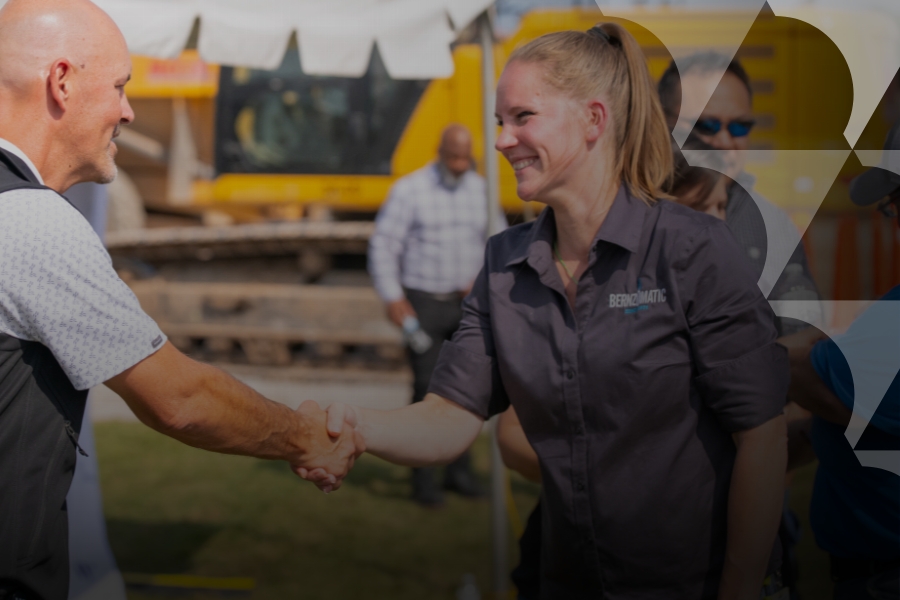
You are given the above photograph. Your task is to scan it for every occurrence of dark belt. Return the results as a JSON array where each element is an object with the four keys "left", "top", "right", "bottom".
[
  {"left": 831, "top": 555, "right": 900, "bottom": 582},
  {"left": 404, "top": 288, "right": 464, "bottom": 303}
]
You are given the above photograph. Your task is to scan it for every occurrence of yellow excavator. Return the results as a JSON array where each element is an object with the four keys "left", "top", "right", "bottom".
[{"left": 109, "top": 7, "right": 885, "bottom": 368}]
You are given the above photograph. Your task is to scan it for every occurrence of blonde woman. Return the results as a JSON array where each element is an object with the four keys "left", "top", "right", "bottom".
[{"left": 311, "top": 24, "right": 789, "bottom": 599}]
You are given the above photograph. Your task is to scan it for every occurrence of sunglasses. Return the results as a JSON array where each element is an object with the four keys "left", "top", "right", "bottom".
[{"left": 694, "top": 118, "right": 756, "bottom": 138}]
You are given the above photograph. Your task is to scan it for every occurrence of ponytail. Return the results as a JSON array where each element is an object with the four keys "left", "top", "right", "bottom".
[{"left": 508, "top": 23, "right": 673, "bottom": 204}]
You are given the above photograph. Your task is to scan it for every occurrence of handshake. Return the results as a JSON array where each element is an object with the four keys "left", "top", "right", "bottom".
[{"left": 290, "top": 401, "right": 364, "bottom": 493}]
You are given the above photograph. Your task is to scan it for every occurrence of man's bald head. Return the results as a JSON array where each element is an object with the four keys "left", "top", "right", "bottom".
[
  {"left": 0, "top": 0, "right": 133, "bottom": 191},
  {"left": 0, "top": 0, "right": 125, "bottom": 93},
  {"left": 438, "top": 124, "right": 473, "bottom": 178}
]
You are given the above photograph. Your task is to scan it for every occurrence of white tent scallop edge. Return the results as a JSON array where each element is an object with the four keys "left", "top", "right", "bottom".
[{"left": 91, "top": 0, "right": 494, "bottom": 77}]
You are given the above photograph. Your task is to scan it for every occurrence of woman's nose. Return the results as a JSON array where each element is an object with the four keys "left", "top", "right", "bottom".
[{"left": 495, "top": 126, "right": 515, "bottom": 152}]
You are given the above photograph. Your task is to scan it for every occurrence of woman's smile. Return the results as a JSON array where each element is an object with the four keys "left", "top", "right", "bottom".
[{"left": 511, "top": 157, "right": 538, "bottom": 172}]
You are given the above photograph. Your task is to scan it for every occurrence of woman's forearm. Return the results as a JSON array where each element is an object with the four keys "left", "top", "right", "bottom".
[
  {"left": 357, "top": 393, "right": 484, "bottom": 466},
  {"left": 718, "top": 415, "right": 788, "bottom": 600}
]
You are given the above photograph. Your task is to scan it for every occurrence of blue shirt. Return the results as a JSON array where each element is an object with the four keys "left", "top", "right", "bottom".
[{"left": 809, "top": 285, "right": 900, "bottom": 560}]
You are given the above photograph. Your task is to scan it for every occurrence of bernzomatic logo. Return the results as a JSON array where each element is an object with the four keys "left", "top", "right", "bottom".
[{"left": 609, "top": 281, "right": 667, "bottom": 315}]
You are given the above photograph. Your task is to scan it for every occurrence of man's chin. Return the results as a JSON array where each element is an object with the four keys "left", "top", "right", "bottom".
[
  {"left": 91, "top": 160, "right": 118, "bottom": 185},
  {"left": 96, "top": 166, "right": 118, "bottom": 185}
]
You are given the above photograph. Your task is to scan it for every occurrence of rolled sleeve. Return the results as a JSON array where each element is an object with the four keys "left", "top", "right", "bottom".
[
  {"left": 679, "top": 220, "right": 789, "bottom": 432},
  {"left": 428, "top": 261, "right": 509, "bottom": 418}
]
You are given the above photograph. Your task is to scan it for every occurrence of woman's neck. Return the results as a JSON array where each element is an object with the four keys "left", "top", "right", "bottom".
[{"left": 547, "top": 164, "right": 620, "bottom": 261}]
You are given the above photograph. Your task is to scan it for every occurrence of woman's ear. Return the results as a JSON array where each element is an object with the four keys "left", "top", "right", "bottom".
[{"left": 585, "top": 98, "right": 609, "bottom": 144}]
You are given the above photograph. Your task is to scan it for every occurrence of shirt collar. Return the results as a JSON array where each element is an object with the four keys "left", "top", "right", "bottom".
[
  {"left": 0, "top": 138, "right": 44, "bottom": 184},
  {"left": 505, "top": 185, "right": 648, "bottom": 268},
  {"left": 591, "top": 185, "right": 648, "bottom": 254},
  {"left": 431, "top": 161, "right": 471, "bottom": 192}
]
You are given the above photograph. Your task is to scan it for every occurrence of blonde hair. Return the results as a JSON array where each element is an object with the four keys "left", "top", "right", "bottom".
[{"left": 508, "top": 23, "right": 673, "bottom": 203}]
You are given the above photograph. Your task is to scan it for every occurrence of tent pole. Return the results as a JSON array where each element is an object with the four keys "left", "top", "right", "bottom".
[
  {"left": 480, "top": 10, "right": 500, "bottom": 239},
  {"left": 479, "top": 9, "right": 509, "bottom": 599}
]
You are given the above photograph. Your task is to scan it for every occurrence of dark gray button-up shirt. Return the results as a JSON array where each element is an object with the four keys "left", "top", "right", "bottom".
[{"left": 429, "top": 186, "right": 789, "bottom": 599}]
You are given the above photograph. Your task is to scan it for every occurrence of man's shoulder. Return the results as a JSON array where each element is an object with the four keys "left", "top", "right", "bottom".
[
  {"left": 392, "top": 164, "right": 437, "bottom": 190},
  {"left": 0, "top": 185, "right": 73, "bottom": 210},
  {"left": 0, "top": 188, "right": 97, "bottom": 248}
]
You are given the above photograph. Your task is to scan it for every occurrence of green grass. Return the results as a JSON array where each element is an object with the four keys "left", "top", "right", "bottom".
[
  {"left": 96, "top": 423, "right": 537, "bottom": 600},
  {"left": 95, "top": 423, "right": 833, "bottom": 599}
]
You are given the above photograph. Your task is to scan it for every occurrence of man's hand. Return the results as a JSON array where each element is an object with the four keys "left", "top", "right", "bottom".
[
  {"left": 106, "top": 344, "right": 365, "bottom": 493},
  {"left": 387, "top": 298, "right": 416, "bottom": 328},
  {"left": 293, "top": 401, "right": 364, "bottom": 493}
]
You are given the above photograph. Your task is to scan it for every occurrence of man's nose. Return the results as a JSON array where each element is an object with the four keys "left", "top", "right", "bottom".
[
  {"left": 711, "top": 129, "right": 735, "bottom": 149},
  {"left": 121, "top": 94, "right": 135, "bottom": 125}
]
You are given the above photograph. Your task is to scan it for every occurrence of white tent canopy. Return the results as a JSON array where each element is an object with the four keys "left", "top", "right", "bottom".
[{"left": 91, "top": 0, "right": 494, "bottom": 77}]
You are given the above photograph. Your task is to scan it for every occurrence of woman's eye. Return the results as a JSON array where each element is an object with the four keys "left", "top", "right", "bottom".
[{"left": 517, "top": 111, "right": 533, "bottom": 121}]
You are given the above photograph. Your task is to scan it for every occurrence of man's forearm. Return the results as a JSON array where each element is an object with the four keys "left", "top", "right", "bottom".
[
  {"left": 152, "top": 360, "right": 307, "bottom": 460},
  {"left": 719, "top": 415, "right": 787, "bottom": 600},
  {"left": 107, "top": 343, "right": 353, "bottom": 475},
  {"left": 355, "top": 394, "right": 483, "bottom": 467}
]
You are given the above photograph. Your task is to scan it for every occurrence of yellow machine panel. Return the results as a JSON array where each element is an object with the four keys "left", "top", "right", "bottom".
[
  {"left": 128, "top": 51, "right": 219, "bottom": 99},
  {"left": 123, "top": 8, "right": 858, "bottom": 219}
]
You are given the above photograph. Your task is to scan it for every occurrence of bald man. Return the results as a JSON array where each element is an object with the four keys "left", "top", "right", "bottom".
[
  {"left": 0, "top": 2, "right": 361, "bottom": 598},
  {"left": 368, "top": 125, "right": 506, "bottom": 506}
]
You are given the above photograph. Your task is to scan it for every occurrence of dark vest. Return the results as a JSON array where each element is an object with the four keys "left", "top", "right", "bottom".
[{"left": 0, "top": 148, "right": 88, "bottom": 600}]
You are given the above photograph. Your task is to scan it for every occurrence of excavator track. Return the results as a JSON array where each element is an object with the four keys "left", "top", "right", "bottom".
[
  {"left": 111, "top": 221, "right": 407, "bottom": 369},
  {"left": 106, "top": 220, "right": 374, "bottom": 262},
  {"left": 130, "top": 280, "right": 405, "bottom": 368}
]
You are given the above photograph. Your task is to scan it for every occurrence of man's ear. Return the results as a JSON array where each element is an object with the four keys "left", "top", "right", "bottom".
[
  {"left": 47, "top": 58, "right": 73, "bottom": 116},
  {"left": 585, "top": 98, "right": 609, "bottom": 144}
]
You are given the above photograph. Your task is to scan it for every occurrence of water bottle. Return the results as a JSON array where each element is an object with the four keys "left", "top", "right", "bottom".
[
  {"left": 456, "top": 573, "right": 481, "bottom": 600},
  {"left": 402, "top": 316, "right": 433, "bottom": 354}
]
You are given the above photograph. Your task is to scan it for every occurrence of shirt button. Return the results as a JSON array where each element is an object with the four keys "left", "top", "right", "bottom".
[
  {"left": 576, "top": 481, "right": 585, "bottom": 492},
  {"left": 574, "top": 424, "right": 584, "bottom": 435},
  {"left": 566, "top": 370, "right": 575, "bottom": 380}
]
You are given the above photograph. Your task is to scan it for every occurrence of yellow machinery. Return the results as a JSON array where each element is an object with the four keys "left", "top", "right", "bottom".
[
  {"left": 109, "top": 7, "right": 890, "bottom": 367},
  {"left": 118, "top": 7, "right": 861, "bottom": 221}
]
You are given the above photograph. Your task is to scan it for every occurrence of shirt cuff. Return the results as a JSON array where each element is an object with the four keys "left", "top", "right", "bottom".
[
  {"left": 69, "top": 330, "right": 168, "bottom": 391},
  {"left": 695, "top": 342, "right": 790, "bottom": 433},
  {"left": 374, "top": 279, "right": 404, "bottom": 303},
  {"left": 427, "top": 340, "right": 507, "bottom": 419}
]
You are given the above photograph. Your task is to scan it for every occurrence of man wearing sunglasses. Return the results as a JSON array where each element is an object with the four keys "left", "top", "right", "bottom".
[{"left": 658, "top": 52, "right": 819, "bottom": 337}]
